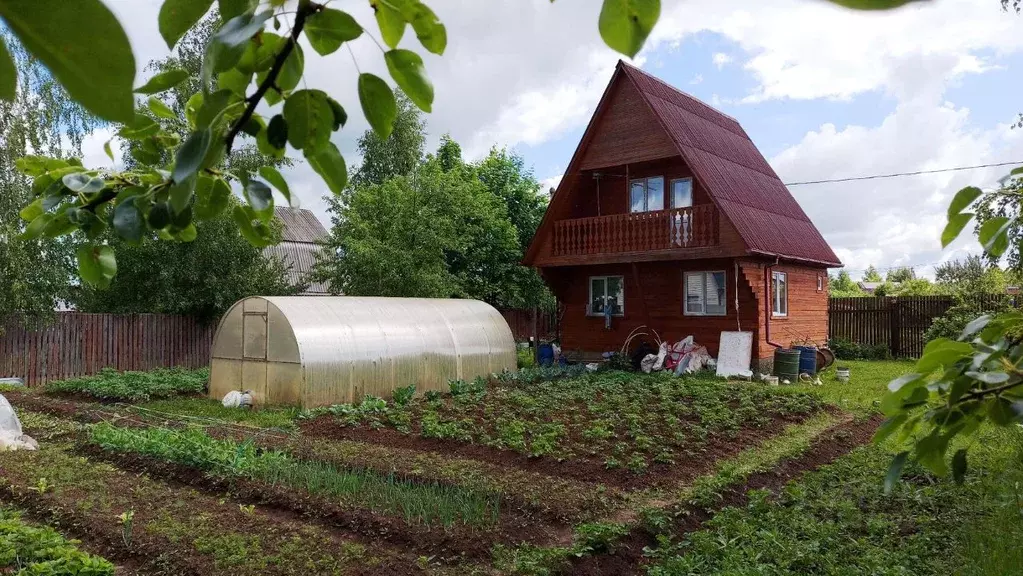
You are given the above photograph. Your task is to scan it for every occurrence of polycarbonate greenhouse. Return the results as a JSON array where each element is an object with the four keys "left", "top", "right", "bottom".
[{"left": 208, "top": 296, "right": 517, "bottom": 408}]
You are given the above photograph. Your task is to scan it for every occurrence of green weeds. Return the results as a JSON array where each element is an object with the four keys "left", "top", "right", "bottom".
[
  {"left": 139, "top": 398, "right": 300, "bottom": 429},
  {"left": 0, "top": 506, "right": 115, "bottom": 575},
  {"left": 87, "top": 423, "right": 501, "bottom": 528},
  {"left": 45, "top": 367, "right": 208, "bottom": 402}
]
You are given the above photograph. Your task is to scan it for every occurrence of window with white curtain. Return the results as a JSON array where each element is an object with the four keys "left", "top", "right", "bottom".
[
  {"left": 684, "top": 271, "right": 726, "bottom": 316},
  {"left": 589, "top": 276, "right": 624, "bottom": 316},
  {"left": 629, "top": 176, "right": 665, "bottom": 213},
  {"left": 773, "top": 271, "right": 788, "bottom": 317}
]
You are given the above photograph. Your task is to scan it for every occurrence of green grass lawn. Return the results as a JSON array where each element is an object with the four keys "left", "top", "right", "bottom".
[{"left": 643, "top": 360, "right": 1023, "bottom": 576}]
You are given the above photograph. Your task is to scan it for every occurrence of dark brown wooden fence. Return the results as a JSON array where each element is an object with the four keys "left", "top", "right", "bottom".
[
  {"left": 828, "top": 294, "right": 1011, "bottom": 358},
  {"left": 0, "top": 313, "right": 216, "bottom": 387},
  {"left": 499, "top": 308, "right": 558, "bottom": 342}
]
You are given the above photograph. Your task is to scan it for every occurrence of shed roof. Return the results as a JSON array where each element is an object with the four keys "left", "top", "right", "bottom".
[
  {"left": 525, "top": 61, "right": 841, "bottom": 267},
  {"left": 266, "top": 207, "right": 330, "bottom": 294}
]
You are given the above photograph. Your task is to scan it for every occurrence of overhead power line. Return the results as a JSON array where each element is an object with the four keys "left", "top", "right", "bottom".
[{"left": 784, "top": 160, "right": 1023, "bottom": 187}]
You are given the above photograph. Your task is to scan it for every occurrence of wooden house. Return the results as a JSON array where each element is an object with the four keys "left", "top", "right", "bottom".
[{"left": 523, "top": 61, "right": 841, "bottom": 372}]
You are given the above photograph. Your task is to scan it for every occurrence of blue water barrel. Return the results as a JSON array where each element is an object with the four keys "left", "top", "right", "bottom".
[
  {"left": 537, "top": 344, "right": 555, "bottom": 366},
  {"left": 794, "top": 345, "right": 818, "bottom": 375}
]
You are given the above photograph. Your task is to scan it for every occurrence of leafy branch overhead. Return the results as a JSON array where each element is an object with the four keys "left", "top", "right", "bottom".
[{"left": 0, "top": 0, "right": 930, "bottom": 288}]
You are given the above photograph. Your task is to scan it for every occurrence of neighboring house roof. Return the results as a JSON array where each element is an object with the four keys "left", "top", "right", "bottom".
[
  {"left": 858, "top": 281, "right": 883, "bottom": 292},
  {"left": 524, "top": 60, "right": 841, "bottom": 267},
  {"left": 266, "top": 207, "right": 330, "bottom": 295}
]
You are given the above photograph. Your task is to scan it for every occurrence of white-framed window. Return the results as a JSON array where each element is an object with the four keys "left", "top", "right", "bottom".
[
  {"left": 772, "top": 271, "right": 788, "bottom": 317},
  {"left": 670, "top": 178, "right": 693, "bottom": 209},
  {"left": 629, "top": 176, "right": 665, "bottom": 213},
  {"left": 817, "top": 274, "right": 823, "bottom": 292},
  {"left": 589, "top": 276, "right": 624, "bottom": 316},
  {"left": 684, "top": 271, "right": 726, "bottom": 316}
]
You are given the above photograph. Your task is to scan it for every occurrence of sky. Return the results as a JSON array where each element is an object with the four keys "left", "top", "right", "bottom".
[{"left": 84, "top": 0, "right": 1023, "bottom": 281}]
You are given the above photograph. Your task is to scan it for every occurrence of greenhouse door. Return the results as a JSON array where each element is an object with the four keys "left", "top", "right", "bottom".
[{"left": 241, "top": 305, "right": 269, "bottom": 399}]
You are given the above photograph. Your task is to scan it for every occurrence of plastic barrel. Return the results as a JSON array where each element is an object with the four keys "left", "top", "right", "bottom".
[
  {"left": 794, "top": 345, "right": 818, "bottom": 376},
  {"left": 774, "top": 348, "right": 801, "bottom": 382},
  {"left": 537, "top": 344, "right": 555, "bottom": 366}
]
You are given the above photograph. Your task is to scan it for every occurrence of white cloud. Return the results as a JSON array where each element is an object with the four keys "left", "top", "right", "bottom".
[
  {"left": 771, "top": 89, "right": 1023, "bottom": 278},
  {"left": 80, "top": 128, "right": 123, "bottom": 170},
  {"left": 690, "top": 73, "right": 704, "bottom": 85},
  {"left": 712, "top": 52, "right": 733, "bottom": 68}
]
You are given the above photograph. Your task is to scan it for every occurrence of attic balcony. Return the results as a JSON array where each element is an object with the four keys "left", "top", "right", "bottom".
[{"left": 550, "top": 205, "right": 719, "bottom": 262}]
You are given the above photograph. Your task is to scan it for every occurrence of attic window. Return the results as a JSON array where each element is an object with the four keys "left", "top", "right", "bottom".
[
  {"left": 671, "top": 178, "right": 693, "bottom": 208},
  {"left": 630, "top": 177, "right": 664, "bottom": 213}
]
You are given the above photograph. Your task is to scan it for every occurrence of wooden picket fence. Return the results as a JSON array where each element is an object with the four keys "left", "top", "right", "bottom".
[
  {"left": 498, "top": 308, "right": 558, "bottom": 342},
  {"left": 828, "top": 294, "right": 1011, "bottom": 358},
  {"left": 0, "top": 313, "right": 216, "bottom": 387}
]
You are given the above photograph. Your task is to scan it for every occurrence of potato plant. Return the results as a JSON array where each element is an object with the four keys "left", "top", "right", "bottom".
[
  {"left": 325, "top": 371, "right": 822, "bottom": 472},
  {"left": 44, "top": 367, "right": 208, "bottom": 402}
]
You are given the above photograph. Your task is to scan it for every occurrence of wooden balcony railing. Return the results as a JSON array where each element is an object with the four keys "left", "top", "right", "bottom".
[{"left": 551, "top": 205, "right": 718, "bottom": 257}]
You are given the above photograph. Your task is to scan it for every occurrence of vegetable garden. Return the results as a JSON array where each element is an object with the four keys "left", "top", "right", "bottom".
[{"left": 0, "top": 362, "right": 1019, "bottom": 575}]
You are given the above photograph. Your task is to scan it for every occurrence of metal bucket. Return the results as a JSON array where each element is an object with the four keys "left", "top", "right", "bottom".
[{"left": 774, "top": 348, "right": 801, "bottom": 383}]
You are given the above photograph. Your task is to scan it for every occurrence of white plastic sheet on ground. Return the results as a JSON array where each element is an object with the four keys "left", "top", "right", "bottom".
[
  {"left": 222, "top": 390, "right": 254, "bottom": 408},
  {"left": 0, "top": 394, "right": 37, "bottom": 451}
]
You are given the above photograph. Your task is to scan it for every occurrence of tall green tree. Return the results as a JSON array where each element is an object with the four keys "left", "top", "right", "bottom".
[
  {"left": 886, "top": 266, "right": 916, "bottom": 283},
  {"left": 829, "top": 270, "right": 865, "bottom": 297},
  {"left": 350, "top": 92, "right": 425, "bottom": 188},
  {"left": 0, "top": 31, "right": 96, "bottom": 327},
  {"left": 934, "top": 255, "right": 1007, "bottom": 294},
  {"left": 862, "top": 265, "right": 883, "bottom": 282}
]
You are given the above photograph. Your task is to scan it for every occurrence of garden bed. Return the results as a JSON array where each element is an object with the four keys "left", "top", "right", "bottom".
[{"left": 300, "top": 371, "right": 823, "bottom": 488}]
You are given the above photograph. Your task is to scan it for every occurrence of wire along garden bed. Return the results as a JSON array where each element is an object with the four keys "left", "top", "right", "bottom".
[{"left": 300, "top": 371, "right": 824, "bottom": 487}]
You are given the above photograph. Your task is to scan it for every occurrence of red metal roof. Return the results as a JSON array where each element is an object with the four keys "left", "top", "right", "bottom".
[{"left": 621, "top": 62, "right": 841, "bottom": 267}]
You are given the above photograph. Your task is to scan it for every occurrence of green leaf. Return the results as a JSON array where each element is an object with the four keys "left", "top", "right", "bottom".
[
  {"left": 158, "top": 0, "right": 214, "bottom": 49},
  {"left": 148, "top": 96, "right": 177, "bottom": 120},
  {"left": 135, "top": 68, "right": 189, "bottom": 94},
  {"left": 306, "top": 142, "right": 347, "bottom": 195},
  {"left": 283, "top": 89, "right": 333, "bottom": 152},
  {"left": 598, "top": 0, "right": 660, "bottom": 59},
  {"left": 941, "top": 212, "right": 972, "bottom": 248},
  {"left": 148, "top": 202, "right": 172, "bottom": 229},
  {"left": 203, "top": 10, "right": 272, "bottom": 88},
  {"left": 15, "top": 156, "right": 49, "bottom": 177},
  {"left": 884, "top": 451, "right": 908, "bottom": 495},
  {"left": 20, "top": 214, "right": 53, "bottom": 240},
  {"left": 915, "top": 342, "right": 973, "bottom": 374},
  {"left": 118, "top": 113, "right": 161, "bottom": 140},
  {"left": 62, "top": 173, "right": 105, "bottom": 194},
  {"left": 872, "top": 414, "right": 907, "bottom": 445},
  {"left": 0, "top": 34, "right": 15, "bottom": 101},
  {"left": 176, "top": 223, "right": 198, "bottom": 242},
  {"left": 887, "top": 372, "right": 923, "bottom": 394},
  {"left": 245, "top": 180, "right": 273, "bottom": 214},
  {"left": 384, "top": 49, "right": 433, "bottom": 112},
  {"left": 1010, "top": 166, "right": 1023, "bottom": 176},
  {"left": 979, "top": 216, "right": 1012, "bottom": 257},
  {"left": 102, "top": 140, "right": 115, "bottom": 163},
  {"left": 219, "top": 0, "right": 256, "bottom": 21},
  {"left": 305, "top": 8, "right": 362, "bottom": 56},
  {"left": 77, "top": 245, "right": 116, "bottom": 288},
  {"left": 238, "top": 32, "right": 281, "bottom": 74},
  {"left": 404, "top": 2, "right": 446, "bottom": 55},
  {"left": 173, "top": 129, "right": 212, "bottom": 184},
  {"left": 827, "top": 0, "right": 931, "bottom": 9},
  {"left": 112, "top": 197, "right": 144, "bottom": 242},
  {"left": 951, "top": 449, "right": 967, "bottom": 484},
  {"left": 196, "top": 177, "right": 231, "bottom": 219},
  {"left": 359, "top": 73, "right": 397, "bottom": 139},
  {"left": 327, "top": 97, "right": 347, "bottom": 131},
  {"left": 0, "top": 0, "right": 136, "bottom": 123},
  {"left": 267, "top": 115, "right": 288, "bottom": 149},
  {"left": 960, "top": 315, "right": 991, "bottom": 340},
  {"left": 258, "top": 166, "right": 293, "bottom": 206},
  {"left": 195, "top": 89, "right": 234, "bottom": 128},
  {"left": 966, "top": 370, "right": 1010, "bottom": 385},
  {"left": 987, "top": 396, "right": 1016, "bottom": 426},
  {"left": 258, "top": 43, "right": 303, "bottom": 106},
  {"left": 19, "top": 199, "right": 44, "bottom": 222},
  {"left": 372, "top": 0, "right": 406, "bottom": 48},
  {"left": 947, "top": 186, "right": 982, "bottom": 218},
  {"left": 217, "top": 68, "right": 251, "bottom": 98},
  {"left": 232, "top": 205, "right": 272, "bottom": 247}
]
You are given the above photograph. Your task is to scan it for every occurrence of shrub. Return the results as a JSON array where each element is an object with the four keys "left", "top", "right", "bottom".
[
  {"left": 828, "top": 339, "right": 890, "bottom": 361},
  {"left": 44, "top": 367, "right": 208, "bottom": 402},
  {"left": 923, "top": 295, "right": 1013, "bottom": 342},
  {"left": 516, "top": 347, "right": 535, "bottom": 369},
  {"left": 0, "top": 506, "right": 115, "bottom": 574}
]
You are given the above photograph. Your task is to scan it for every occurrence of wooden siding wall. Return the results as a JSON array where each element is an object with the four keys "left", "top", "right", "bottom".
[
  {"left": 579, "top": 78, "right": 677, "bottom": 170},
  {"left": 550, "top": 259, "right": 759, "bottom": 358},
  {"left": 829, "top": 294, "right": 1011, "bottom": 358},
  {"left": 0, "top": 313, "right": 215, "bottom": 387},
  {"left": 739, "top": 261, "right": 829, "bottom": 362}
]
